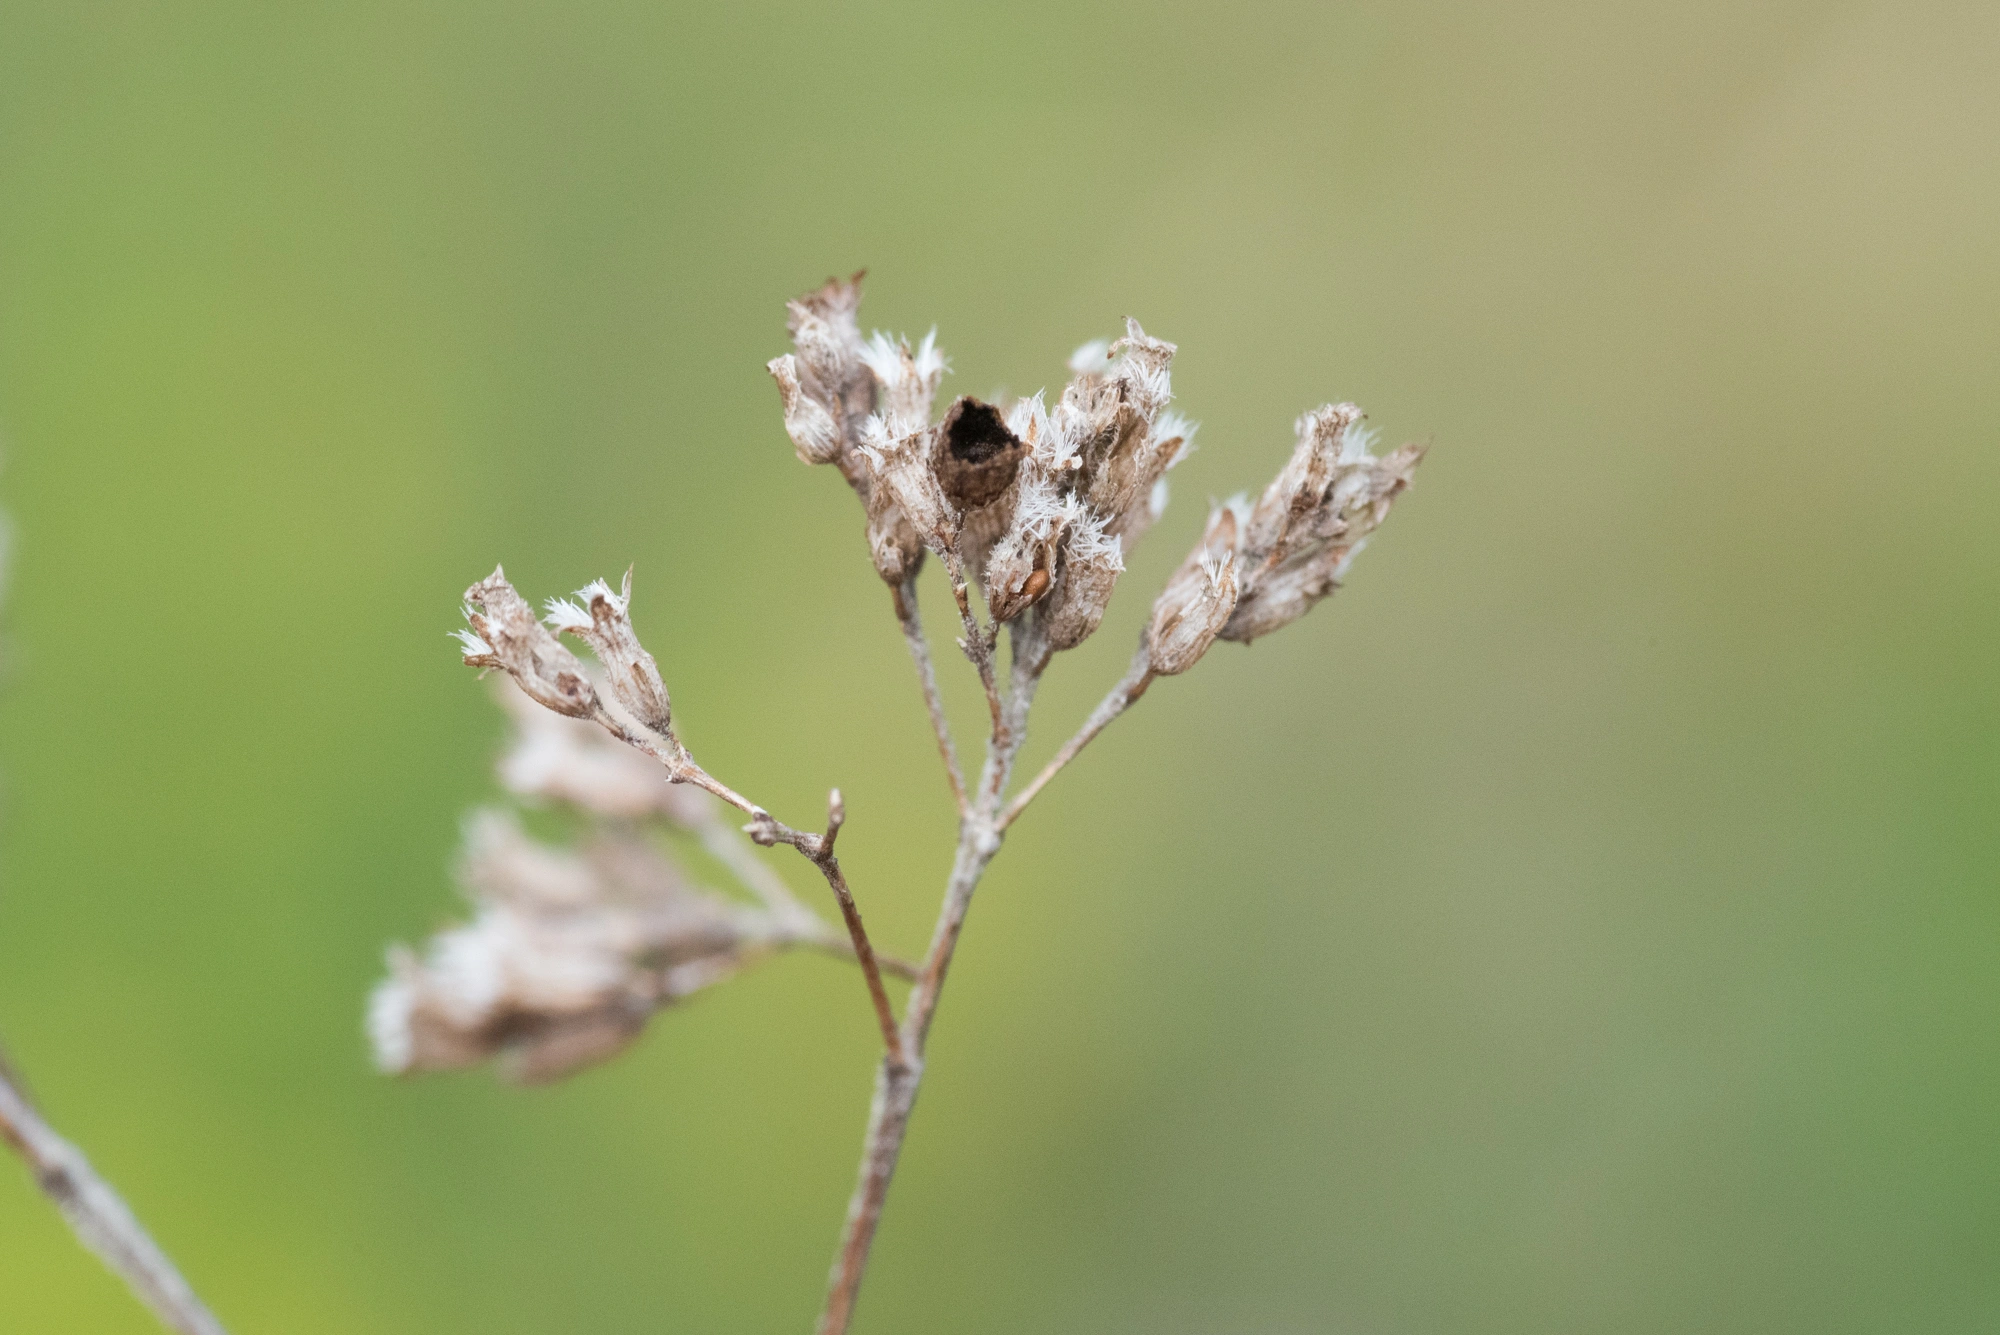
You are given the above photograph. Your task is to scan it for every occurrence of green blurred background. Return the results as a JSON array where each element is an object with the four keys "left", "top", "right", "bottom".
[{"left": 1, "top": 2, "right": 1995, "bottom": 1331}]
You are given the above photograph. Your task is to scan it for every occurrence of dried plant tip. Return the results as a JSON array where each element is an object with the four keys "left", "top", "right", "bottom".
[
  {"left": 769, "top": 354, "right": 844, "bottom": 465},
  {"left": 545, "top": 569, "right": 674, "bottom": 737},
  {"left": 462, "top": 568, "right": 599, "bottom": 719},
  {"left": 1037, "top": 500, "right": 1125, "bottom": 652},
  {"left": 934, "top": 396, "right": 1026, "bottom": 512},
  {"left": 981, "top": 477, "right": 1069, "bottom": 622},
  {"left": 1147, "top": 505, "right": 1241, "bottom": 675},
  {"left": 1220, "top": 406, "right": 1424, "bottom": 644},
  {"left": 784, "top": 272, "right": 876, "bottom": 451},
  {"left": 859, "top": 330, "right": 947, "bottom": 438},
  {"left": 859, "top": 417, "right": 958, "bottom": 552}
]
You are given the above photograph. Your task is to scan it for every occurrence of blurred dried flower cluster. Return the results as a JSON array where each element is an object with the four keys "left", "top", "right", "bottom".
[{"left": 367, "top": 273, "right": 1424, "bottom": 1334}]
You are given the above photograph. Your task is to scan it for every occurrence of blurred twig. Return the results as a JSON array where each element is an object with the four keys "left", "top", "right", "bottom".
[{"left": 0, "top": 1047, "right": 228, "bottom": 1335}]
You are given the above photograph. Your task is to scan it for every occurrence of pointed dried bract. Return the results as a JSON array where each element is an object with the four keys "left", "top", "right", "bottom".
[
  {"left": 368, "top": 811, "right": 769, "bottom": 1084},
  {"left": 493, "top": 677, "right": 712, "bottom": 825},
  {"left": 1037, "top": 500, "right": 1125, "bottom": 652},
  {"left": 545, "top": 570, "right": 674, "bottom": 738},
  {"left": 460, "top": 567, "right": 599, "bottom": 719},
  {"left": 1220, "top": 406, "right": 1424, "bottom": 644},
  {"left": 1146, "top": 505, "right": 1241, "bottom": 675}
]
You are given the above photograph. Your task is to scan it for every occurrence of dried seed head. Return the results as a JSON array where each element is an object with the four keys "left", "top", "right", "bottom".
[
  {"left": 1037, "top": 499, "right": 1125, "bottom": 651},
  {"left": 368, "top": 810, "right": 765, "bottom": 1084},
  {"left": 1220, "top": 406, "right": 1424, "bottom": 644},
  {"left": 858, "top": 415, "right": 957, "bottom": 552},
  {"left": 493, "top": 677, "right": 711, "bottom": 825},
  {"left": 1147, "top": 505, "right": 1241, "bottom": 675},
  {"left": 865, "top": 492, "right": 927, "bottom": 585},
  {"left": 964, "top": 317, "right": 1194, "bottom": 646},
  {"left": 981, "top": 474, "right": 1068, "bottom": 622},
  {"left": 859, "top": 330, "right": 947, "bottom": 439},
  {"left": 783, "top": 271, "right": 876, "bottom": 456},
  {"left": 933, "top": 396, "right": 1027, "bottom": 513},
  {"left": 851, "top": 330, "right": 957, "bottom": 553},
  {"left": 544, "top": 569, "right": 673, "bottom": 738},
  {"left": 774, "top": 276, "right": 925, "bottom": 586},
  {"left": 461, "top": 568, "right": 599, "bottom": 719}
]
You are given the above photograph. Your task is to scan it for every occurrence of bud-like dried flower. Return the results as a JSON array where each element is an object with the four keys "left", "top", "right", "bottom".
[
  {"left": 1220, "top": 406, "right": 1424, "bottom": 644},
  {"left": 855, "top": 333, "right": 958, "bottom": 552},
  {"left": 459, "top": 568, "right": 599, "bottom": 719},
  {"left": 980, "top": 477, "right": 1067, "bottom": 622},
  {"left": 865, "top": 493, "right": 927, "bottom": 586},
  {"left": 767, "top": 353, "right": 844, "bottom": 465},
  {"left": 1045, "top": 319, "right": 1190, "bottom": 545},
  {"left": 859, "top": 330, "right": 946, "bottom": 439},
  {"left": 1146, "top": 505, "right": 1240, "bottom": 675},
  {"left": 773, "top": 275, "right": 928, "bottom": 587},
  {"left": 858, "top": 415, "right": 957, "bottom": 552},
  {"left": 1037, "top": 499, "right": 1125, "bottom": 652},
  {"left": 493, "top": 677, "right": 712, "bottom": 825},
  {"left": 784, "top": 272, "right": 876, "bottom": 457},
  {"left": 368, "top": 811, "right": 767, "bottom": 1084},
  {"left": 544, "top": 570, "right": 674, "bottom": 738}
]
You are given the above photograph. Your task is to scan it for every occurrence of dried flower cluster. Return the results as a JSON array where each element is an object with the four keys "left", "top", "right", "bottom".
[
  {"left": 365, "top": 273, "right": 1424, "bottom": 1334},
  {"left": 0, "top": 277, "right": 1423, "bottom": 1335},
  {"left": 371, "top": 663, "right": 922, "bottom": 1083}
]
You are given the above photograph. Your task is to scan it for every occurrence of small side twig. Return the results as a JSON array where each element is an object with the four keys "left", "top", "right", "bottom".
[
  {"left": 1000, "top": 645, "right": 1155, "bottom": 829},
  {"left": 0, "top": 1055, "right": 228, "bottom": 1335},
  {"left": 941, "top": 548, "right": 1004, "bottom": 736},
  {"left": 692, "top": 805, "right": 919, "bottom": 980},
  {"left": 766, "top": 791, "right": 907, "bottom": 1068}
]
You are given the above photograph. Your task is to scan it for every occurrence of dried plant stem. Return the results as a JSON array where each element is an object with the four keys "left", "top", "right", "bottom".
[
  {"left": 817, "top": 633, "right": 1043, "bottom": 1335},
  {"left": 578, "top": 701, "right": 911, "bottom": 1056},
  {"left": 1000, "top": 646, "right": 1156, "bottom": 829},
  {"left": 941, "top": 549, "right": 1005, "bottom": 736},
  {"left": 694, "top": 809, "right": 920, "bottom": 981},
  {"left": 812, "top": 790, "right": 907, "bottom": 1067},
  {"left": 0, "top": 1060, "right": 227, "bottom": 1335},
  {"left": 892, "top": 577, "right": 967, "bottom": 815}
]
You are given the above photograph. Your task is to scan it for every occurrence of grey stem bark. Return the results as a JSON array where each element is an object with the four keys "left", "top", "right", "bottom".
[
  {"left": 0, "top": 1062, "right": 228, "bottom": 1335},
  {"left": 815, "top": 635, "right": 1044, "bottom": 1335}
]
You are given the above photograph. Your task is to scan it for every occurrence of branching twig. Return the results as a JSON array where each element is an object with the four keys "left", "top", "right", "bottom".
[
  {"left": 1000, "top": 646, "right": 1155, "bottom": 830},
  {"left": 816, "top": 624, "right": 1046, "bottom": 1335},
  {"left": 797, "top": 791, "right": 908, "bottom": 1067},
  {"left": 692, "top": 805, "right": 920, "bottom": 981},
  {"left": 576, "top": 705, "right": 909, "bottom": 1061},
  {"left": 0, "top": 1057, "right": 227, "bottom": 1335},
  {"left": 413, "top": 281, "right": 1424, "bottom": 1335}
]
